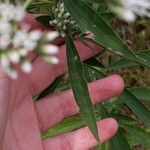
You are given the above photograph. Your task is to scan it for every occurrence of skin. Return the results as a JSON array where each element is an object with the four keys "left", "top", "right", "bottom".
[{"left": 0, "top": 14, "right": 124, "bottom": 150}]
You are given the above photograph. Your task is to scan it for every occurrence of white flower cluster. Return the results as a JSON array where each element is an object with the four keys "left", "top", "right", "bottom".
[
  {"left": 50, "top": 1, "right": 80, "bottom": 37},
  {"left": 108, "top": 0, "right": 150, "bottom": 22},
  {"left": 0, "top": 3, "right": 59, "bottom": 79},
  {"left": 111, "top": 0, "right": 150, "bottom": 22}
]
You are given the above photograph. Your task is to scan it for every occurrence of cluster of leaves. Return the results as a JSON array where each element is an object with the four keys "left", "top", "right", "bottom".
[{"left": 27, "top": 0, "right": 150, "bottom": 149}]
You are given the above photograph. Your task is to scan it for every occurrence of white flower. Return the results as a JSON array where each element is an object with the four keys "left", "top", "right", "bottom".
[
  {"left": 0, "top": 54, "right": 18, "bottom": 79},
  {"left": 0, "top": 3, "right": 60, "bottom": 79},
  {"left": 29, "top": 30, "right": 43, "bottom": 41},
  {"left": 5, "top": 68, "right": 18, "bottom": 79},
  {"left": 18, "top": 48, "right": 28, "bottom": 57},
  {"left": 46, "top": 31, "right": 59, "bottom": 41},
  {"left": 0, "top": 34, "right": 11, "bottom": 49},
  {"left": 21, "top": 61, "right": 32, "bottom": 73},
  {"left": 13, "top": 5, "right": 25, "bottom": 21},
  {"left": 0, "top": 3, "right": 25, "bottom": 21},
  {"left": 43, "top": 56, "right": 59, "bottom": 64},
  {"left": 13, "top": 28, "right": 29, "bottom": 48},
  {"left": 0, "top": 20, "right": 11, "bottom": 34},
  {"left": 49, "top": 57, "right": 59, "bottom": 64},
  {"left": 43, "top": 44, "right": 59, "bottom": 54},
  {"left": 121, "top": 10, "right": 136, "bottom": 22},
  {"left": 8, "top": 51, "right": 20, "bottom": 63},
  {"left": 111, "top": 0, "right": 150, "bottom": 22},
  {"left": 23, "top": 39, "right": 37, "bottom": 51}
]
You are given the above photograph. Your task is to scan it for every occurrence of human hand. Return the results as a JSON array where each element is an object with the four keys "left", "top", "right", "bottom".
[{"left": 0, "top": 14, "right": 124, "bottom": 150}]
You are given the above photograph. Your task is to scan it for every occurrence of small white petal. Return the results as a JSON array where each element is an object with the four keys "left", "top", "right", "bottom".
[
  {"left": 58, "top": 12, "right": 63, "bottom": 18},
  {"left": 43, "top": 56, "right": 59, "bottom": 64},
  {"left": 63, "top": 25, "right": 67, "bottom": 30},
  {"left": 18, "top": 49, "right": 28, "bottom": 56},
  {"left": 13, "top": 29, "right": 28, "bottom": 48},
  {"left": 53, "top": 19, "right": 58, "bottom": 24},
  {"left": 29, "top": 30, "right": 42, "bottom": 41},
  {"left": 0, "top": 54, "right": 18, "bottom": 79},
  {"left": 121, "top": 10, "right": 136, "bottom": 22},
  {"left": 46, "top": 31, "right": 59, "bottom": 41},
  {"left": 14, "top": 6, "right": 25, "bottom": 21},
  {"left": 5, "top": 68, "right": 18, "bottom": 80},
  {"left": 23, "top": 40, "right": 37, "bottom": 51},
  {"left": 49, "top": 57, "right": 59, "bottom": 64},
  {"left": 121, "top": 0, "right": 150, "bottom": 20},
  {"left": 64, "top": 12, "right": 70, "bottom": 18},
  {"left": 21, "top": 61, "right": 32, "bottom": 73},
  {"left": 43, "top": 44, "right": 59, "bottom": 54},
  {"left": 9, "top": 51, "right": 20, "bottom": 63}
]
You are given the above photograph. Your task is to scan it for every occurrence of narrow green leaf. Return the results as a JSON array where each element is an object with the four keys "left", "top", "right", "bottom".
[
  {"left": 100, "top": 12, "right": 116, "bottom": 22},
  {"left": 38, "top": 75, "right": 63, "bottom": 100},
  {"left": 106, "top": 50, "right": 150, "bottom": 69},
  {"left": 110, "top": 129, "right": 131, "bottom": 150},
  {"left": 36, "top": 15, "right": 51, "bottom": 28},
  {"left": 42, "top": 115, "right": 86, "bottom": 139},
  {"left": 111, "top": 114, "right": 136, "bottom": 125},
  {"left": 63, "top": 0, "right": 146, "bottom": 65},
  {"left": 106, "top": 59, "right": 138, "bottom": 70},
  {"left": 82, "top": 0, "right": 102, "bottom": 3},
  {"left": 119, "top": 89, "right": 150, "bottom": 126},
  {"left": 27, "top": 2, "right": 50, "bottom": 10},
  {"left": 66, "top": 34, "right": 99, "bottom": 141},
  {"left": 95, "top": 142, "right": 110, "bottom": 150},
  {"left": 121, "top": 124, "right": 150, "bottom": 148},
  {"left": 96, "top": 104, "right": 131, "bottom": 150},
  {"left": 129, "top": 87, "right": 150, "bottom": 101},
  {"left": 84, "top": 58, "right": 105, "bottom": 68}
]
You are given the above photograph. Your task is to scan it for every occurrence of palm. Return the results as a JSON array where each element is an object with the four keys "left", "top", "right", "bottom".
[
  {"left": 1, "top": 76, "right": 43, "bottom": 150},
  {"left": 0, "top": 14, "right": 124, "bottom": 150}
]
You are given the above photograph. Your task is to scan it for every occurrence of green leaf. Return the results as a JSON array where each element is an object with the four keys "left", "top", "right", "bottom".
[
  {"left": 66, "top": 34, "right": 99, "bottom": 142},
  {"left": 106, "top": 58, "right": 138, "bottom": 70},
  {"left": 111, "top": 114, "right": 136, "bottom": 125},
  {"left": 42, "top": 115, "right": 86, "bottom": 139},
  {"left": 27, "top": 2, "right": 50, "bottom": 10},
  {"left": 36, "top": 15, "right": 51, "bottom": 28},
  {"left": 100, "top": 12, "right": 116, "bottom": 22},
  {"left": 110, "top": 129, "right": 131, "bottom": 150},
  {"left": 82, "top": 0, "right": 102, "bottom": 4},
  {"left": 129, "top": 87, "right": 150, "bottom": 101},
  {"left": 119, "top": 89, "right": 150, "bottom": 126},
  {"left": 63, "top": 0, "right": 146, "bottom": 65},
  {"left": 106, "top": 50, "right": 150, "bottom": 69},
  {"left": 37, "top": 75, "right": 63, "bottom": 100},
  {"left": 84, "top": 58, "right": 105, "bottom": 68},
  {"left": 121, "top": 124, "right": 150, "bottom": 148},
  {"left": 95, "top": 142, "right": 110, "bottom": 150},
  {"left": 96, "top": 104, "right": 131, "bottom": 150}
]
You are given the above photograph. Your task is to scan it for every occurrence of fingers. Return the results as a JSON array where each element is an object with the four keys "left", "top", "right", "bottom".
[
  {"left": 35, "top": 75, "right": 124, "bottom": 131},
  {"left": 29, "top": 41, "right": 102, "bottom": 96},
  {"left": 43, "top": 118, "right": 118, "bottom": 150}
]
